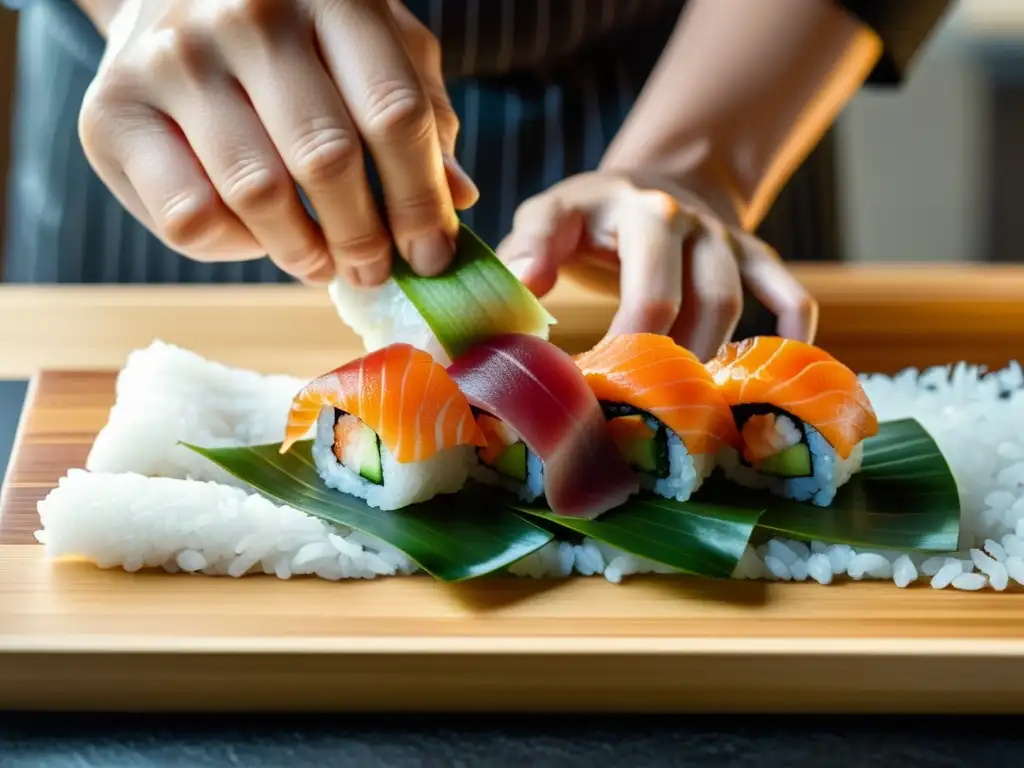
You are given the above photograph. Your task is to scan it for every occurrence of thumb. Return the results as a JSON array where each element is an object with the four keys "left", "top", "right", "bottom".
[
  {"left": 390, "top": 2, "right": 478, "bottom": 210},
  {"left": 496, "top": 196, "right": 586, "bottom": 297}
]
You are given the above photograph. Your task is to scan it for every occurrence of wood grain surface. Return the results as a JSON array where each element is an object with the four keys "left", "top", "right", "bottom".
[
  {"left": 2, "top": 263, "right": 1024, "bottom": 379},
  {"left": 3, "top": 370, "right": 1024, "bottom": 713}
]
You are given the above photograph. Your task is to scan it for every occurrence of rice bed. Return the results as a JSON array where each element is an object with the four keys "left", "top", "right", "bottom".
[{"left": 35, "top": 341, "right": 1024, "bottom": 590}]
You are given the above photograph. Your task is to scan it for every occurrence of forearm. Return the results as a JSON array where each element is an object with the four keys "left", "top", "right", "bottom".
[
  {"left": 601, "top": 0, "right": 882, "bottom": 232},
  {"left": 71, "top": 0, "right": 122, "bottom": 36}
]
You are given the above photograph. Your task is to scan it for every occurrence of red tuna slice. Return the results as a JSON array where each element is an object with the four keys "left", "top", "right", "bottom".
[{"left": 447, "top": 334, "right": 639, "bottom": 519}]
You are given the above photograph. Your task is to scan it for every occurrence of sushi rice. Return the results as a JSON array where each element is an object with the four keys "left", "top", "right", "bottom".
[
  {"left": 38, "top": 341, "right": 1024, "bottom": 590},
  {"left": 328, "top": 277, "right": 450, "bottom": 365}
]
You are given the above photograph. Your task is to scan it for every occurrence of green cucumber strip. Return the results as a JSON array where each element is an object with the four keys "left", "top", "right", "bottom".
[{"left": 392, "top": 222, "right": 556, "bottom": 360}]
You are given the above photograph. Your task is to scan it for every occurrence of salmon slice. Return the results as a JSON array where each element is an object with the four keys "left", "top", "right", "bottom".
[
  {"left": 574, "top": 333, "right": 741, "bottom": 455},
  {"left": 280, "top": 343, "right": 485, "bottom": 463},
  {"left": 705, "top": 336, "right": 879, "bottom": 459}
]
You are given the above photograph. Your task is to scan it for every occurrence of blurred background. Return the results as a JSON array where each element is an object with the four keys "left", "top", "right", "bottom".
[{"left": 0, "top": 0, "right": 1019, "bottom": 270}]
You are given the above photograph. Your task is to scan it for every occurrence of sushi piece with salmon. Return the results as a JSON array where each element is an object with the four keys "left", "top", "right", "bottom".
[
  {"left": 705, "top": 336, "right": 879, "bottom": 506},
  {"left": 280, "top": 344, "right": 485, "bottom": 510},
  {"left": 574, "top": 333, "right": 741, "bottom": 502},
  {"left": 447, "top": 334, "right": 638, "bottom": 519}
]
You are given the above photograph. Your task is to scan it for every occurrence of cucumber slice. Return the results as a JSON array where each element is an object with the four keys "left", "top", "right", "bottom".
[
  {"left": 349, "top": 421, "right": 383, "bottom": 485},
  {"left": 492, "top": 442, "right": 528, "bottom": 482},
  {"left": 758, "top": 443, "right": 812, "bottom": 478}
]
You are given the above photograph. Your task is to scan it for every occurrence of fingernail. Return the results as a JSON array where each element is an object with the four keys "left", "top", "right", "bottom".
[
  {"left": 444, "top": 154, "right": 479, "bottom": 199},
  {"left": 504, "top": 254, "right": 534, "bottom": 282},
  {"left": 409, "top": 230, "right": 454, "bottom": 276}
]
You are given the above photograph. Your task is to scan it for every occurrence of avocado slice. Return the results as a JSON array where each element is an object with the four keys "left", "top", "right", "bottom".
[
  {"left": 758, "top": 443, "right": 812, "bottom": 478},
  {"left": 491, "top": 442, "right": 527, "bottom": 481},
  {"left": 621, "top": 437, "right": 659, "bottom": 474}
]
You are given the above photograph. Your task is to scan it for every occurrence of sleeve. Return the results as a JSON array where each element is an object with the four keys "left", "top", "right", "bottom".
[{"left": 836, "top": 0, "right": 953, "bottom": 85}]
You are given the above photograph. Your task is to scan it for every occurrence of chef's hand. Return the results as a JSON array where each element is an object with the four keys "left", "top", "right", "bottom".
[
  {"left": 496, "top": 171, "right": 818, "bottom": 361},
  {"left": 78, "top": 0, "right": 477, "bottom": 284}
]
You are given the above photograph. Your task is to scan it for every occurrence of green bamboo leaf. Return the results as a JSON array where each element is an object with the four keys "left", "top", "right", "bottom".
[
  {"left": 701, "top": 419, "right": 961, "bottom": 552},
  {"left": 514, "top": 497, "right": 764, "bottom": 578},
  {"left": 392, "top": 221, "right": 556, "bottom": 360},
  {"left": 182, "top": 440, "right": 554, "bottom": 582}
]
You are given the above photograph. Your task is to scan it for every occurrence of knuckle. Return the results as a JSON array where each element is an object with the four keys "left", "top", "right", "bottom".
[
  {"left": 413, "top": 30, "right": 442, "bottom": 68},
  {"left": 220, "top": 159, "right": 292, "bottom": 213},
  {"left": 327, "top": 232, "right": 391, "bottom": 265},
  {"left": 78, "top": 87, "right": 114, "bottom": 153},
  {"left": 633, "top": 298, "right": 681, "bottom": 334},
  {"left": 290, "top": 122, "right": 361, "bottom": 185},
  {"left": 159, "top": 190, "right": 222, "bottom": 250},
  {"left": 388, "top": 187, "right": 446, "bottom": 224},
  {"left": 136, "top": 28, "right": 216, "bottom": 82},
  {"left": 275, "top": 246, "right": 327, "bottom": 273},
  {"left": 700, "top": 288, "right": 744, "bottom": 321},
  {"left": 432, "top": 101, "right": 459, "bottom": 139},
  {"left": 208, "top": 0, "right": 298, "bottom": 40},
  {"left": 362, "top": 81, "right": 432, "bottom": 142}
]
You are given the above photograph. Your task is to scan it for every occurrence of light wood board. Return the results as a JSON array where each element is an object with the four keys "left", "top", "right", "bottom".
[
  {"left": 3, "top": 371, "right": 1024, "bottom": 713},
  {"left": 4, "top": 263, "right": 1024, "bottom": 379}
]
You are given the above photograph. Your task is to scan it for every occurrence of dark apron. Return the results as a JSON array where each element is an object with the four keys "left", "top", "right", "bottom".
[{"left": 2, "top": 0, "right": 823, "bottom": 336}]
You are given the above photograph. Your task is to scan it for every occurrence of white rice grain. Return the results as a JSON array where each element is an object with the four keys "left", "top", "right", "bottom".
[
  {"left": 952, "top": 572, "right": 987, "bottom": 591},
  {"left": 847, "top": 553, "right": 891, "bottom": 581},
  {"left": 892, "top": 555, "right": 917, "bottom": 588},
  {"left": 984, "top": 538, "right": 1007, "bottom": 561},
  {"left": 825, "top": 544, "right": 854, "bottom": 575},
  {"left": 989, "top": 562, "right": 1010, "bottom": 591},
  {"left": 789, "top": 559, "right": 809, "bottom": 582},
  {"left": 766, "top": 539, "right": 797, "bottom": 566},
  {"left": 763, "top": 555, "right": 792, "bottom": 581},
  {"left": 806, "top": 554, "right": 833, "bottom": 585},
  {"left": 931, "top": 560, "right": 963, "bottom": 589},
  {"left": 1005, "top": 556, "right": 1024, "bottom": 586},
  {"left": 971, "top": 548, "right": 1001, "bottom": 577}
]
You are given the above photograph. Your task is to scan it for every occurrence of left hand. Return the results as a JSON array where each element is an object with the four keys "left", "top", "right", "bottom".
[{"left": 495, "top": 170, "right": 818, "bottom": 360}]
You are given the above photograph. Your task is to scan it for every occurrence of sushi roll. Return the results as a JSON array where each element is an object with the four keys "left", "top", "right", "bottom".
[
  {"left": 280, "top": 343, "right": 485, "bottom": 510},
  {"left": 574, "top": 333, "right": 741, "bottom": 502},
  {"left": 447, "top": 334, "right": 638, "bottom": 519},
  {"left": 705, "top": 336, "right": 880, "bottom": 506}
]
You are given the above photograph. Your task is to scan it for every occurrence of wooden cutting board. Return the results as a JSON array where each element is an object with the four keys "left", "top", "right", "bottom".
[{"left": 3, "top": 370, "right": 1024, "bottom": 714}]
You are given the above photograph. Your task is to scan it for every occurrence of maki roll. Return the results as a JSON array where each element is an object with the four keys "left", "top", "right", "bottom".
[
  {"left": 705, "top": 336, "right": 879, "bottom": 506},
  {"left": 575, "top": 333, "right": 741, "bottom": 501},
  {"left": 447, "top": 334, "right": 638, "bottom": 519},
  {"left": 280, "top": 344, "right": 485, "bottom": 510}
]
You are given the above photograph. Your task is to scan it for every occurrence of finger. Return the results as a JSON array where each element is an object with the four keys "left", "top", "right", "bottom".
[
  {"left": 607, "top": 191, "right": 688, "bottom": 337},
  {"left": 218, "top": 25, "right": 393, "bottom": 286},
  {"left": 496, "top": 195, "right": 586, "bottom": 297},
  {"left": 317, "top": 2, "right": 457, "bottom": 276},
  {"left": 733, "top": 231, "right": 819, "bottom": 343},
  {"left": 389, "top": 2, "right": 479, "bottom": 210},
  {"left": 161, "top": 79, "right": 336, "bottom": 284},
  {"left": 79, "top": 90, "right": 262, "bottom": 261},
  {"left": 670, "top": 221, "right": 744, "bottom": 361}
]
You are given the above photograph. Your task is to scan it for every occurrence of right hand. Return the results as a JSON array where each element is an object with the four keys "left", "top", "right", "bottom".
[{"left": 79, "top": 0, "right": 478, "bottom": 284}]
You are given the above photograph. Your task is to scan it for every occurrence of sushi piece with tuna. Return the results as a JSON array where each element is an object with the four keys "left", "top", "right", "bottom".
[
  {"left": 705, "top": 336, "right": 880, "bottom": 506},
  {"left": 447, "top": 334, "right": 638, "bottom": 519},
  {"left": 280, "top": 343, "right": 485, "bottom": 510},
  {"left": 574, "top": 333, "right": 741, "bottom": 502}
]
